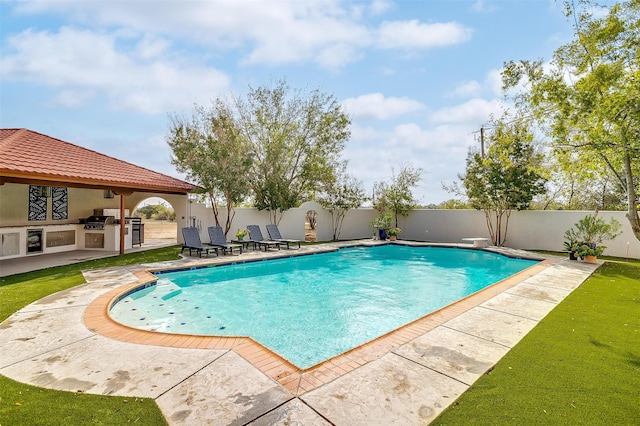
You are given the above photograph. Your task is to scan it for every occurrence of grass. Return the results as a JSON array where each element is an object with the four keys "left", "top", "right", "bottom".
[
  {"left": 433, "top": 257, "right": 640, "bottom": 425},
  {"left": 0, "top": 246, "right": 182, "bottom": 426},
  {"left": 0, "top": 246, "right": 182, "bottom": 322},
  {"left": 1, "top": 247, "right": 638, "bottom": 424}
]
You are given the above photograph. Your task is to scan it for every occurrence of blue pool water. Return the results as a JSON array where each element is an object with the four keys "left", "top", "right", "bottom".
[{"left": 110, "top": 245, "right": 537, "bottom": 368}]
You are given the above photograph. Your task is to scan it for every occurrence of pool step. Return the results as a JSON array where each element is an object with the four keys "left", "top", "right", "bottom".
[
  {"left": 110, "top": 280, "right": 186, "bottom": 329},
  {"left": 161, "top": 289, "right": 183, "bottom": 300}
]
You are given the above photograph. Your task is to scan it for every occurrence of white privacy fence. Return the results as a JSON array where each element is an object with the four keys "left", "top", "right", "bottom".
[{"left": 185, "top": 201, "right": 640, "bottom": 259}]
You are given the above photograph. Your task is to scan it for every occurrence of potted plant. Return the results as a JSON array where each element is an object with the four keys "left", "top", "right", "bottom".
[
  {"left": 387, "top": 227, "right": 402, "bottom": 241},
  {"left": 562, "top": 237, "right": 579, "bottom": 260},
  {"left": 563, "top": 211, "right": 621, "bottom": 262},
  {"left": 370, "top": 212, "right": 393, "bottom": 240},
  {"left": 574, "top": 242, "right": 606, "bottom": 263},
  {"left": 235, "top": 228, "right": 249, "bottom": 241}
]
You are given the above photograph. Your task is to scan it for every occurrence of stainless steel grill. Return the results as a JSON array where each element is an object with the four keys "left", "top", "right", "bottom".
[{"left": 84, "top": 215, "right": 115, "bottom": 230}]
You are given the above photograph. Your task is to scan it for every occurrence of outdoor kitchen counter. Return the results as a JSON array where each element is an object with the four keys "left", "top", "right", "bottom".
[
  {"left": 0, "top": 223, "right": 132, "bottom": 260},
  {"left": 81, "top": 223, "right": 133, "bottom": 251}
]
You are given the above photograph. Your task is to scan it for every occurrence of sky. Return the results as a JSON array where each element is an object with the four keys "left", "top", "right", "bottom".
[{"left": 0, "top": 0, "right": 577, "bottom": 205}]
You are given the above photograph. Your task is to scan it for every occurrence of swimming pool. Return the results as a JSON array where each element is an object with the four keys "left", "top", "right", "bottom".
[{"left": 110, "top": 245, "right": 537, "bottom": 369}]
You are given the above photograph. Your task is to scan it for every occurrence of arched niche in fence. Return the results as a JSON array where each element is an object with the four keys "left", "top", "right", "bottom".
[{"left": 305, "top": 210, "right": 317, "bottom": 242}]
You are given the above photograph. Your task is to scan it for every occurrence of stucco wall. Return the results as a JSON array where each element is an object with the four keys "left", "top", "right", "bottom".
[
  {"left": 129, "top": 192, "right": 189, "bottom": 239},
  {"left": 5, "top": 179, "right": 635, "bottom": 259},
  {"left": 184, "top": 203, "right": 640, "bottom": 259},
  {"left": 0, "top": 184, "right": 189, "bottom": 251},
  {"left": 0, "top": 183, "right": 189, "bottom": 228},
  {"left": 0, "top": 183, "right": 125, "bottom": 226},
  {"left": 396, "top": 209, "right": 639, "bottom": 259}
]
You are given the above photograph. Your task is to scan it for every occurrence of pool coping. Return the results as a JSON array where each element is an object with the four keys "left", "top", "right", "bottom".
[{"left": 84, "top": 241, "right": 554, "bottom": 396}]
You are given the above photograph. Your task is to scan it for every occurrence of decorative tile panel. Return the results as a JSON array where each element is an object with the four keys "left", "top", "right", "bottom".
[
  {"left": 28, "top": 186, "right": 47, "bottom": 221},
  {"left": 52, "top": 187, "right": 68, "bottom": 220}
]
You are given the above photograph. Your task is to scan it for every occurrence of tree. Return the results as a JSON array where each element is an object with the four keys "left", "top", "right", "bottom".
[
  {"left": 529, "top": 150, "right": 627, "bottom": 210},
  {"left": 317, "top": 170, "right": 367, "bottom": 240},
  {"left": 153, "top": 204, "right": 175, "bottom": 221},
  {"left": 167, "top": 99, "right": 253, "bottom": 235},
  {"left": 134, "top": 203, "right": 176, "bottom": 220},
  {"left": 435, "top": 199, "right": 471, "bottom": 209},
  {"left": 373, "top": 165, "right": 423, "bottom": 227},
  {"left": 135, "top": 204, "right": 159, "bottom": 219},
  {"left": 458, "top": 117, "right": 547, "bottom": 246},
  {"left": 503, "top": 0, "right": 640, "bottom": 241},
  {"left": 235, "top": 79, "right": 351, "bottom": 224}
]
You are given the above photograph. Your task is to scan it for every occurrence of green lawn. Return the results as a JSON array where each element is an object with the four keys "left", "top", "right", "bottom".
[
  {"left": 433, "top": 257, "right": 640, "bottom": 425},
  {"left": 1, "top": 249, "right": 638, "bottom": 425},
  {"left": 0, "top": 246, "right": 182, "bottom": 426}
]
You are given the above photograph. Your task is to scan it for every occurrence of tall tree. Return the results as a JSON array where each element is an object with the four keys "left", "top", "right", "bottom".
[
  {"left": 235, "top": 79, "right": 351, "bottom": 224},
  {"left": 317, "top": 169, "right": 367, "bottom": 241},
  {"left": 534, "top": 158, "right": 627, "bottom": 210},
  {"left": 167, "top": 99, "right": 253, "bottom": 235},
  {"left": 503, "top": 0, "right": 640, "bottom": 241},
  {"left": 373, "top": 165, "right": 423, "bottom": 227},
  {"left": 459, "top": 117, "right": 547, "bottom": 246}
]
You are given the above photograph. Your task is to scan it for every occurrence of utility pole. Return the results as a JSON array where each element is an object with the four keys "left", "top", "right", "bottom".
[{"left": 471, "top": 126, "right": 488, "bottom": 157}]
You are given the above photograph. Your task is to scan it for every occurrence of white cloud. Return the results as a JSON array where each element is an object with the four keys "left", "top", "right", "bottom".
[
  {"left": 448, "top": 80, "right": 483, "bottom": 98},
  {"left": 135, "top": 35, "right": 170, "bottom": 60},
  {"left": 387, "top": 122, "right": 474, "bottom": 157},
  {"left": 381, "top": 66, "right": 396, "bottom": 76},
  {"left": 486, "top": 68, "right": 504, "bottom": 95},
  {"left": 12, "top": 1, "right": 372, "bottom": 70},
  {"left": 471, "top": 0, "right": 498, "bottom": 13},
  {"left": 344, "top": 118, "right": 478, "bottom": 203},
  {"left": 586, "top": 5, "right": 610, "bottom": 19},
  {"left": 342, "top": 92, "right": 514, "bottom": 203},
  {"left": 242, "top": 17, "right": 369, "bottom": 69},
  {"left": 448, "top": 68, "right": 504, "bottom": 99},
  {"left": 370, "top": 0, "right": 393, "bottom": 15},
  {"left": 342, "top": 93, "right": 426, "bottom": 120},
  {"left": 51, "top": 89, "right": 96, "bottom": 107},
  {"left": 429, "top": 98, "right": 506, "bottom": 124},
  {"left": 377, "top": 20, "right": 472, "bottom": 50},
  {"left": 1, "top": 27, "right": 230, "bottom": 113},
  {"left": 12, "top": 1, "right": 473, "bottom": 70}
]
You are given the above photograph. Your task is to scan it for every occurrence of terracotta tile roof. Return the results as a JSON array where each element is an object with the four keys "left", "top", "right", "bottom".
[{"left": 0, "top": 128, "right": 195, "bottom": 193}]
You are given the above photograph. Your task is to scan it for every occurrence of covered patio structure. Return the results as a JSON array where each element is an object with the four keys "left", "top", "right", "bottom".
[{"left": 0, "top": 128, "right": 195, "bottom": 270}]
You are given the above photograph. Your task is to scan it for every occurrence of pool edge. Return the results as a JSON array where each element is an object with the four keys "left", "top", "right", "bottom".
[{"left": 83, "top": 243, "right": 558, "bottom": 396}]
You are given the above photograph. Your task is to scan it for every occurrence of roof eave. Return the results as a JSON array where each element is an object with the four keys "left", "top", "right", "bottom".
[{"left": 0, "top": 172, "right": 195, "bottom": 195}]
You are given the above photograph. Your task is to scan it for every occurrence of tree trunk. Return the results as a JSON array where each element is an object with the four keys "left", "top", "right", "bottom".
[
  {"left": 484, "top": 208, "right": 511, "bottom": 247},
  {"left": 495, "top": 210, "right": 503, "bottom": 246},
  {"left": 483, "top": 210, "right": 497, "bottom": 246},
  {"left": 500, "top": 209, "right": 512, "bottom": 247},
  {"left": 208, "top": 192, "right": 221, "bottom": 227},
  {"left": 224, "top": 205, "right": 235, "bottom": 237},
  {"left": 270, "top": 209, "right": 284, "bottom": 225},
  {"left": 623, "top": 151, "right": 640, "bottom": 241}
]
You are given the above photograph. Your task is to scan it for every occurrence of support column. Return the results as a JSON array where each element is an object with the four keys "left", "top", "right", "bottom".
[{"left": 119, "top": 194, "right": 126, "bottom": 255}]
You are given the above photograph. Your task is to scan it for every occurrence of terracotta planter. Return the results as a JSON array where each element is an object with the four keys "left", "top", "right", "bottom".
[
  {"left": 389, "top": 235, "right": 397, "bottom": 241},
  {"left": 584, "top": 255, "right": 597, "bottom": 264}
]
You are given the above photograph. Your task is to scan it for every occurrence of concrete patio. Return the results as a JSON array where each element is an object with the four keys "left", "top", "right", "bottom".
[
  {"left": 0, "top": 242, "right": 600, "bottom": 425},
  {"left": 0, "top": 237, "right": 177, "bottom": 277}
]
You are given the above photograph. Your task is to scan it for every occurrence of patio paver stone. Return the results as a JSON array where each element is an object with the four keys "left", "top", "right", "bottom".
[{"left": 0, "top": 242, "right": 601, "bottom": 425}]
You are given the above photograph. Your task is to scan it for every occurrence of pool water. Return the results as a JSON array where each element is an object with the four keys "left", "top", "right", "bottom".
[{"left": 110, "top": 245, "right": 537, "bottom": 369}]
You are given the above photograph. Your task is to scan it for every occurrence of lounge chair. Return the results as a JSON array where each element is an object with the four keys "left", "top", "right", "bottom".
[
  {"left": 266, "top": 224, "right": 301, "bottom": 249},
  {"left": 181, "top": 227, "right": 218, "bottom": 257},
  {"left": 207, "top": 226, "right": 243, "bottom": 255},
  {"left": 247, "top": 225, "right": 281, "bottom": 251}
]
